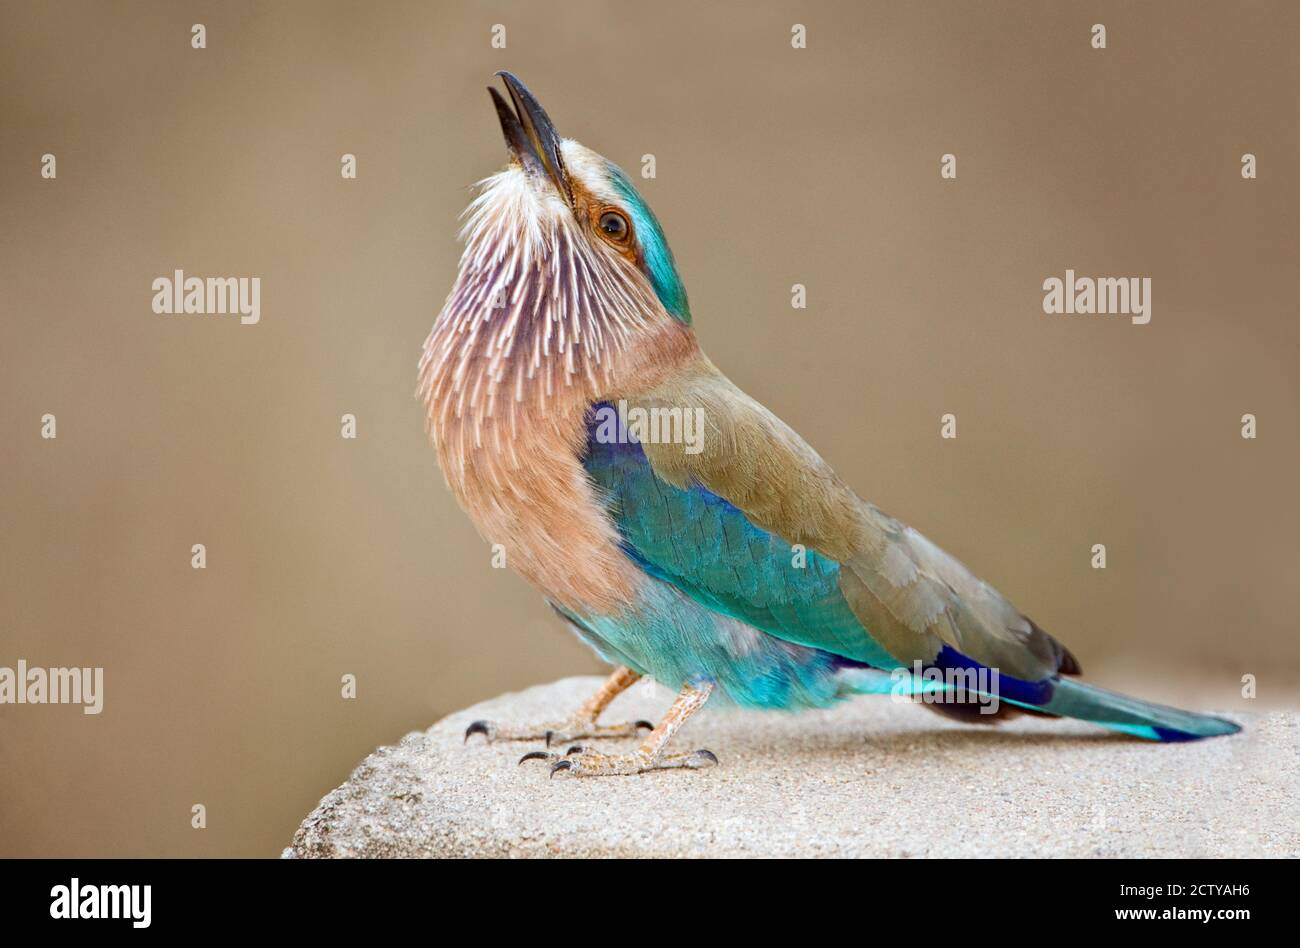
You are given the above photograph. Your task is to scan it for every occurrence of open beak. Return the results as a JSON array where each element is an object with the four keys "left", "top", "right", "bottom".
[{"left": 488, "top": 71, "right": 574, "bottom": 207}]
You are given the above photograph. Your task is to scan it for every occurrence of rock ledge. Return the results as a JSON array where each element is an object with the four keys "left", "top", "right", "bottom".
[{"left": 284, "top": 676, "right": 1294, "bottom": 858}]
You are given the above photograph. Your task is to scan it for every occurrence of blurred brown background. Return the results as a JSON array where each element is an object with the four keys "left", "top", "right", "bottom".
[{"left": 1, "top": 1, "right": 1296, "bottom": 856}]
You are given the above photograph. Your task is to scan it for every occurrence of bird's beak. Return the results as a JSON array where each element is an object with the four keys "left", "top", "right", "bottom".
[{"left": 488, "top": 71, "right": 574, "bottom": 208}]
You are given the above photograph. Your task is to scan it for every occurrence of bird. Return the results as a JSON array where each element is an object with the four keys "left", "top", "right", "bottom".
[{"left": 419, "top": 72, "right": 1241, "bottom": 778}]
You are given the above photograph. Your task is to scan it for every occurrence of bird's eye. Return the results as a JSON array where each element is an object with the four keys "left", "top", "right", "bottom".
[{"left": 598, "top": 210, "right": 630, "bottom": 243}]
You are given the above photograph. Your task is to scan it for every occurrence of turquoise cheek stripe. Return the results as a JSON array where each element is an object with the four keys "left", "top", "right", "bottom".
[{"left": 606, "top": 162, "right": 692, "bottom": 324}]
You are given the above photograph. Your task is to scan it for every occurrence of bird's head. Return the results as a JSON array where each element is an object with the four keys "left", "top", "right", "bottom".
[{"left": 443, "top": 72, "right": 690, "bottom": 347}]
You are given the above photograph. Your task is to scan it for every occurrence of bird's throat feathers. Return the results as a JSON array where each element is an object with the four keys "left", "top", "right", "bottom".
[{"left": 420, "top": 158, "right": 696, "bottom": 453}]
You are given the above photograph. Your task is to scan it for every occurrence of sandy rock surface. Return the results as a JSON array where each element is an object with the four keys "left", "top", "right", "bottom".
[{"left": 285, "top": 676, "right": 1295, "bottom": 858}]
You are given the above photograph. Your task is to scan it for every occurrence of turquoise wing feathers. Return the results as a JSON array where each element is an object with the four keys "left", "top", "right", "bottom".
[{"left": 582, "top": 401, "right": 899, "bottom": 669}]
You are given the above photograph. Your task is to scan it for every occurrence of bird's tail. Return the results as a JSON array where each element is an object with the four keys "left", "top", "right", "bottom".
[
  {"left": 838, "top": 667, "right": 1240, "bottom": 742},
  {"left": 1016, "top": 678, "right": 1240, "bottom": 742}
]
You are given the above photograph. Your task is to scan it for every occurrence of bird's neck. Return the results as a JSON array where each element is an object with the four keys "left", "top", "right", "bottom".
[{"left": 418, "top": 298, "right": 698, "bottom": 613}]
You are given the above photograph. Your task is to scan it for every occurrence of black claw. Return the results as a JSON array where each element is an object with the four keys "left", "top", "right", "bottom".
[
  {"left": 694, "top": 749, "right": 719, "bottom": 765},
  {"left": 518, "top": 751, "right": 551, "bottom": 765},
  {"left": 566, "top": 745, "right": 584, "bottom": 755},
  {"left": 544, "top": 730, "right": 555, "bottom": 747},
  {"left": 549, "top": 760, "right": 572, "bottom": 778},
  {"left": 635, "top": 720, "right": 655, "bottom": 732},
  {"left": 464, "top": 720, "right": 491, "bottom": 744}
]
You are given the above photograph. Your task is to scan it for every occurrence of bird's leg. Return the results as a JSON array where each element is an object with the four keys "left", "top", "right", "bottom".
[
  {"left": 547, "top": 681, "right": 718, "bottom": 777},
  {"left": 463, "top": 665, "right": 653, "bottom": 747}
]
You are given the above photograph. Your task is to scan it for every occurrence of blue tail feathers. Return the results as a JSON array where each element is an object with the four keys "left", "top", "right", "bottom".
[
  {"left": 1029, "top": 678, "right": 1241, "bottom": 742},
  {"left": 838, "top": 665, "right": 1241, "bottom": 742}
]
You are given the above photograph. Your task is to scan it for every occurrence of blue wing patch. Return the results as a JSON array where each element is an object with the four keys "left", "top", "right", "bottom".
[{"left": 582, "top": 403, "right": 898, "bottom": 669}]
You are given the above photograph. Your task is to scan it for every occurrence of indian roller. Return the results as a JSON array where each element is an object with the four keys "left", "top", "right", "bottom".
[{"left": 419, "top": 73, "right": 1240, "bottom": 778}]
